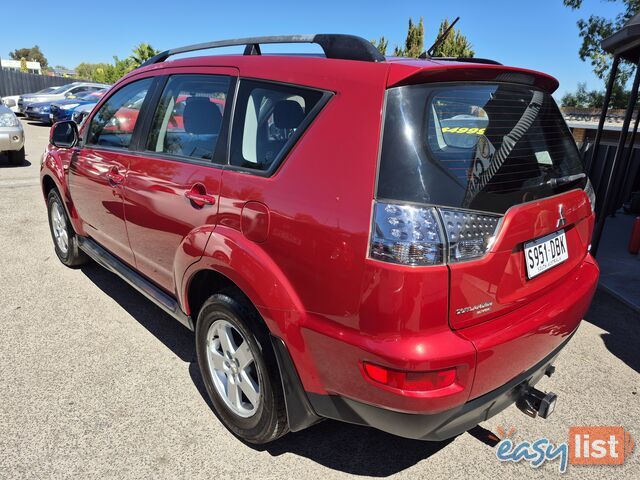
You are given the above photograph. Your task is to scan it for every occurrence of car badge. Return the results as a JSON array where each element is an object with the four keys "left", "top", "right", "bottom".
[{"left": 557, "top": 204, "right": 567, "bottom": 228}]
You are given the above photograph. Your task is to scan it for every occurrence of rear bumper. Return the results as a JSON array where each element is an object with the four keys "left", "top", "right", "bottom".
[
  {"left": 284, "top": 254, "right": 598, "bottom": 417},
  {"left": 307, "top": 331, "right": 570, "bottom": 440}
]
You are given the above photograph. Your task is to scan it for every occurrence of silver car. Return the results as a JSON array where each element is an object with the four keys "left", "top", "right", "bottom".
[
  {"left": 18, "top": 82, "right": 108, "bottom": 113},
  {"left": 0, "top": 105, "right": 25, "bottom": 164}
]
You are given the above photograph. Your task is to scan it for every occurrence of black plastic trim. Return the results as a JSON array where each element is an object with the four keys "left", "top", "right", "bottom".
[
  {"left": 307, "top": 331, "right": 575, "bottom": 440},
  {"left": 269, "top": 335, "right": 322, "bottom": 432},
  {"left": 77, "top": 237, "right": 193, "bottom": 331}
]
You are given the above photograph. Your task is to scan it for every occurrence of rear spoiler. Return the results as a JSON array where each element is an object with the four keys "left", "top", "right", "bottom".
[{"left": 387, "top": 63, "right": 559, "bottom": 93}]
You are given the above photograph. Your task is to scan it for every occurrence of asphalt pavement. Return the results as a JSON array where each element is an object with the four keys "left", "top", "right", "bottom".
[{"left": 0, "top": 118, "right": 638, "bottom": 479}]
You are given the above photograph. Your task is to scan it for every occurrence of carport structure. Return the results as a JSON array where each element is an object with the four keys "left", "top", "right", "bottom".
[{"left": 588, "top": 12, "right": 640, "bottom": 255}]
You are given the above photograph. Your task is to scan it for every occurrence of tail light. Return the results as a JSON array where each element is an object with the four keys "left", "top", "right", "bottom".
[
  {"left": 363, "top": 362, "right": 457, "bottom": 391},
  {"left": 370, "top": 200, "right": 502, "bottom": 265},
  {"left": 584, "top": 178, "right": 596, "bottom": 213}
]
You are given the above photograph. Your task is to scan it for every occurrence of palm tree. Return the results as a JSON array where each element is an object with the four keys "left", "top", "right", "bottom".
[{"left": 129, "top": 43, "right": 160, "bottom": 67}]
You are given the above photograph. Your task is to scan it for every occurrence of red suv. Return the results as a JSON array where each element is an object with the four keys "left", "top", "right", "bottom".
[{"left": 41, "top": 35, "right": 599, "bottom": 444}]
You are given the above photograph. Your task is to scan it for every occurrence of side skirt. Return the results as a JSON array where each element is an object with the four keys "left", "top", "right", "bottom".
[{"left": 78, "top": 237, "right": 194, "bottom": 331}]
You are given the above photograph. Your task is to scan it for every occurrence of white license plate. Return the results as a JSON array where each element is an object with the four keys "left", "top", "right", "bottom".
[
  {"left": 49, "top": 113, "right": 53, "bottom": 119},
  {"left": 524, "top": 230, "right": 568, "bottom": 279}
]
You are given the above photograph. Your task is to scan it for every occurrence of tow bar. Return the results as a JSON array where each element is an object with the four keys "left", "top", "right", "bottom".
[{"left": 516, "top": 366, "right": 558, "bottom": 419}]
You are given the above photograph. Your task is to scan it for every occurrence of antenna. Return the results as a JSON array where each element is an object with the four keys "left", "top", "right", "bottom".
[{"left": 424, "top": 16, "right": 460, "bottom": 58}]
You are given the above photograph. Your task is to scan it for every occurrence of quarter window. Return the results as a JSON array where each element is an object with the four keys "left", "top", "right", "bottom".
[
  {"left": 86, "top": 78, "right": 152, "bottom": 149},
  {"left": 230, "top": 80, "right": 324, "bottom": 172},
  {"left": 146, "top": 75, "right": 230, "bottom": 162}
]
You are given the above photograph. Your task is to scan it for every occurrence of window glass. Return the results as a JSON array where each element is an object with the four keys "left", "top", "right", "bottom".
[
  {"left": 146, "top": 75, "right": 229, "bottom": 161},
  {"left": 86, "top": 78, "right": 152, "bottom": 149},
  {"left": 377, "top": 83, "right": 585, "bottom": 214},
  {"left": 230, "top": 80, "right": 323, "bottom": 171}
]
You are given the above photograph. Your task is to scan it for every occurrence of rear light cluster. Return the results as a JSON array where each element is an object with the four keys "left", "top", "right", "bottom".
[
  {"left": 363, "top": 362, "right": 456, "bottom": 391},
  {"left": 584, "top": 178, "right": 596, "bottom": 213},
  {"left": 370, "top": 200, "right": 502, "bottom": 266}
]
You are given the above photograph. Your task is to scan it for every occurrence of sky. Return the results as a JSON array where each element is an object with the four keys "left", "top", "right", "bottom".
[{"left": 0, "top": 0, "right": 624, "bottom": 98}]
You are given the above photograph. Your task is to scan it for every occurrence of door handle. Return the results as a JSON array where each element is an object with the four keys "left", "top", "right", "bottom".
[
  {"left": 107, "top": 167, "right": 125, "bottom": 185},
  {"left": 185, "top": 185, "right": 216, "bottom": 207}
]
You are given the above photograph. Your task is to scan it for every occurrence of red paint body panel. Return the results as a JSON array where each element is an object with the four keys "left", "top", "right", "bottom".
[
  {"left": 459, "top": 255, "right": 599, "bottom": 399},
  {"left": 68, "top": 147, "right": 137, "bottom": 266},
  {"left": 41, "top": 52, "right": 599, "bottom": 423},
  {"left": 449, "top": 190, "right": 594, "bottom": 329}
]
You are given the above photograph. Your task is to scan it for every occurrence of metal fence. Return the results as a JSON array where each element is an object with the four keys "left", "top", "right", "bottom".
[
  {"left": 0, "top": 69, "right": 75, "bottom": 97},
  {"left": 585, "top": 141, "right": 640, "bottom": 215}
]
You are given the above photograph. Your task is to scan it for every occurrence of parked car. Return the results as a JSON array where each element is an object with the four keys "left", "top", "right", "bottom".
[
  {"left": 2, "top": 86, "right": 59, "bottom": 114},
  {"left": 70, "top": 103, "right": 96, "bottom": 125},
  {"left": 50, "top": 89, "right": 108, "bottom": 123},
  {"left": 41, "top": 34, "right": 599, "bottom": 445},
  {"left": 19, "top": 82, "right": 107, "bottom": 113},
  {"left": 0, "top": 105, "right": 25, "bottom": 164},
  {"left": 24, "top": 100, "right": 54, "bottom": 124}
]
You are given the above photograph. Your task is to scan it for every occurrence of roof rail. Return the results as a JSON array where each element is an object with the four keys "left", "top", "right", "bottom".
[{"left": 140, "top": 34, "right": 385, "bottom": 67}]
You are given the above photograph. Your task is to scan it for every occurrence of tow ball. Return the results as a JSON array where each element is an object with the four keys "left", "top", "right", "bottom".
[{"left": 516, "top": 366, "right": 558, "bottom": 419}]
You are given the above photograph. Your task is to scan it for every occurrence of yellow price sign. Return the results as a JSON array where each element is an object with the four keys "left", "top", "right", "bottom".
[{"left": 442, "top": 127, "right": 486, "bottom": 135}]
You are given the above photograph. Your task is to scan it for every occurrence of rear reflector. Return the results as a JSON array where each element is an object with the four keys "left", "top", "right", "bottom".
[{"left": 363, "top": 362, "right": 456, "bottom": 391}]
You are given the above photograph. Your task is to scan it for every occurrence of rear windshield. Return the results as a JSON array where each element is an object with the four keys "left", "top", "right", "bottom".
[{"left": 377, "top": 83, "right": 585, "bottom": 213}]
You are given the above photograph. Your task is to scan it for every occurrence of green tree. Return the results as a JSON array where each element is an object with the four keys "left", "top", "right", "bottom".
[
  {"left": 370, "top": 36, "right": 388, "bottom": 55},
  {"left": 561, "top": 81, "right": 629, "bottom": 109},
  {"left": 563, "top": 0, "right": 640, "bottom": 85},
  {"left": 394, "top": 17, "right": 424, "bottom": 57},
  {"left": 430, "top": 18, "right": 475, "bottom": 58},
  {"left": 9, "top": 45, "right": 48, "bottom": 68},
  {"left": 129, "top": 43, "right": 160, "bottom": 68},
  {"left": 19, "top": 57, "right": 27, "bottom": 73},
  {"left": 75, "top": 62, "right": 113, "bottom": 81}
]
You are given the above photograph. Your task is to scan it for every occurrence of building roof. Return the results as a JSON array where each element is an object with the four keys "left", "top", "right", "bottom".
[{"left": 601, "top": 12, "right": 640, "bottom": 62}]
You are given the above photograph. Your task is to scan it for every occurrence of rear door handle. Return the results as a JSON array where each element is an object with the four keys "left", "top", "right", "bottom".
[
  {"left": 185, "top": 184, "right": 216, "bottom": 207},
  {"left": 107, "top": 167, "right": 125, "bottom": 185}
]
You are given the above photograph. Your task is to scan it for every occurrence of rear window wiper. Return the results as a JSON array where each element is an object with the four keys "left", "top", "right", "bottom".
[
  {"left": 546, "top": 173, "right": 586, "bottom": 188},
  {"left": 527, "top": 173, "right": 586, "bottom": 190}
]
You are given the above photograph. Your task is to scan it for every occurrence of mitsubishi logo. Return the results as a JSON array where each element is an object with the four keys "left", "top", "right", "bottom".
[{"left": 557, "top": 204, "right": 567, "bottom": 228}]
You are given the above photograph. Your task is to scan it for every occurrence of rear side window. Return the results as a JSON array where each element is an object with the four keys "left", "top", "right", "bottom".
[
  {"left": 86, "top": 78, "right": 152, "bottom": 149},
  {"left": 230, "top": 80, "right": 324, "bottom": 172},
  {"left": 377, "top": 83, "right": 585, "bottom": 213},
  {"left": 146, "top": 74, "right": 230, "bottom": 162}
]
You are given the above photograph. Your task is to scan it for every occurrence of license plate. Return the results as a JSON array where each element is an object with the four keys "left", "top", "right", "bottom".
[
  {"left": 524, "top": 230, "right": 568, "bottom": 279},
  {"left": 49, "top": 113, "right": 53, "bottom": 119}
]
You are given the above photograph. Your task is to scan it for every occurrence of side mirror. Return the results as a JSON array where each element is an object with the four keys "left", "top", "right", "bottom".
[{"left": 50, "top": 121, "right": 79, "bottom": 148}]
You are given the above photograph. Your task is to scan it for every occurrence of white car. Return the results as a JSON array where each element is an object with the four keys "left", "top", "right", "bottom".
[
  {"left": 1, "top": 87, "right": 59, "bottom": 114},
  {"left": 0, "top": 105, "right": 25, "bottom": 164}
]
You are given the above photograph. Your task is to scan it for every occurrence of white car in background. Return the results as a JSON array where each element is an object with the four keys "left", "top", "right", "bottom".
[
  {"left": 0, "top": 105, "right": 25, "bottom": 164},
  {"left": 1, "top": 87, "right": 59, "bottom": 114}
]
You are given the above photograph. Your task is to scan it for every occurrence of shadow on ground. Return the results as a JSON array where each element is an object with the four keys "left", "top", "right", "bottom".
[
  {"left": 583, "top": 288, "right": 640, "bottom": 374},
  {"left": 0, "top": 154, "right": 32, "bottom": 168},
  {"left": 80, "top": 262, "right": 501, "bottom": 475}
]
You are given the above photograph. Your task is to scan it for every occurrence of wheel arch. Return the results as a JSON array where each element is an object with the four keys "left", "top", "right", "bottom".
[
  {"left": 181, "top": 226, "right": 305, "bottom": 338},
  {"left": 41, "top": 152, "right": 84, "bottom": 235}
]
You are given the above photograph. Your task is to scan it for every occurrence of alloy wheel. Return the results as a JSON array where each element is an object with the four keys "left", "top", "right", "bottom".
[{"left": 205, "top": 319, "right": 261, "bottom": 418}]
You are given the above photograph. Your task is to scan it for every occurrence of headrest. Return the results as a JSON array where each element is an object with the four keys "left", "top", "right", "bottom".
[
  {"left": 273, "top": 100, "right": 304, "bottom": 129},
  {"left": 183, "top": 97, "right": 222, "bottom": 135}
]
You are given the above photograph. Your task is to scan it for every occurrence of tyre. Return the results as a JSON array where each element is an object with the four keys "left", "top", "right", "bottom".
[
  {"left": 195, "top": 291, "right": 288, "bottom": 444},
  {"left": 46, "top": 189, "right": 89, "bottom": 268},
  {"left": 8, "top": 147, "right": 25, "bottom": 165}
]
